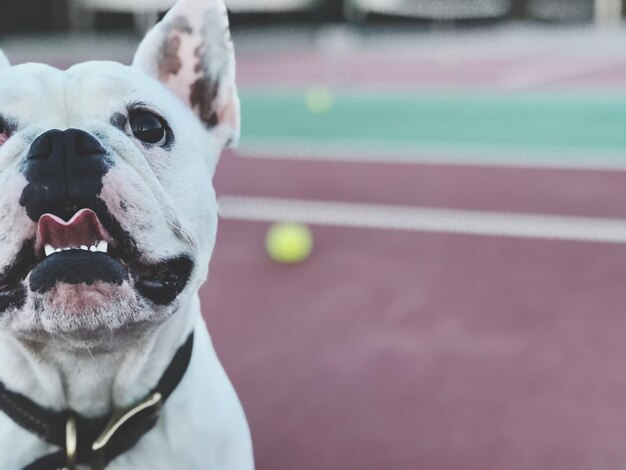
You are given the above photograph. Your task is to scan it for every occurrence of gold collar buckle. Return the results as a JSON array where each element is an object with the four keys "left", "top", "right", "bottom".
[
  {"left": 66, "top": 391, "right": 163, "bottom": 470},
  {"left": 91, "top": 392, "right": 163, "bottom": 470},
  {"left": 65, "top": 414, "right": 77, "bottom": 470}
]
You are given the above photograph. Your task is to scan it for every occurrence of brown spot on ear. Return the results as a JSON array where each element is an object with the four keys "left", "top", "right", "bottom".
[
  {"left": 193, "top": 45, "right": 204, "bottom": 74},
  {"left": 157, "top": 15, "right": 193, "bottom": 80},
  {"left": 158, "top": 35, "right": 183, "bottom": 80},
  {"left": 189, "top": 76, "right": 219, "bottom": 128}
]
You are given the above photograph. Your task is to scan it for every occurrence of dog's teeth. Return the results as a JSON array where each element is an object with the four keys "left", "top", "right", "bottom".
[{"left": 44, "top": 242, "right": 110, "bottom": 255}]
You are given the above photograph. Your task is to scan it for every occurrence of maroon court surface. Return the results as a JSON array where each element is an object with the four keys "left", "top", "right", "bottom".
[{"left": 206, "top": 158, "right": 626, "bottom": 470}]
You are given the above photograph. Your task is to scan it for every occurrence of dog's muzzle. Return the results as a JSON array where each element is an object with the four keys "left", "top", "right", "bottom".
[{"left": 0, "top": 128, "right": 195, "bottom": 309}]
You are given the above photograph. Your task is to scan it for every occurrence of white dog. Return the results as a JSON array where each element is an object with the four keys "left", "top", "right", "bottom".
[{"left": 0, "top": 0, "right": 253, "bottom": 468}]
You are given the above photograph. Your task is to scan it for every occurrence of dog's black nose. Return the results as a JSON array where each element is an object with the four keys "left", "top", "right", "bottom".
[
  {"left": 20, "top": 129, "right": 110, "bottom": 222},
  {"left": 28, "top": 129, "right": 106, "bottom": 161}
]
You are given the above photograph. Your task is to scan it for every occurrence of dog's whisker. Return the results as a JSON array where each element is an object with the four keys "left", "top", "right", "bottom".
[{"left": 85, "top": 346, "right": 95, "bottom": 363}]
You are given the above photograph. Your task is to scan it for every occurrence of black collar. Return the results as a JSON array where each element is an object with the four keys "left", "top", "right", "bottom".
[{"left": 0, "top": 333, "right": 194, "bottom": 470}]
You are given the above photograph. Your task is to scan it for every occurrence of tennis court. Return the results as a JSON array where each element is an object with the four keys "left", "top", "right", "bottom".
[{"left": 6, "top": 18, "right": 626, "bottom": 470}]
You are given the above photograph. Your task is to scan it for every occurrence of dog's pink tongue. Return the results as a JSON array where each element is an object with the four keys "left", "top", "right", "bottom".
[{"left": 36, "top": 209, "right": 109, "bottom": 251}]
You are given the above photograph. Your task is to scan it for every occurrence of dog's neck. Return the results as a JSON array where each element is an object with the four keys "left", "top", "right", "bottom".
[{"left": 0, "top": 295, "right": 199, "bottom": 417}]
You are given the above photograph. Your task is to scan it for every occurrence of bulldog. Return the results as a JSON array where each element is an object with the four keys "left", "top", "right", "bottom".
[{"left": 0, "top": 0, "right": 253, "bottom": 468}]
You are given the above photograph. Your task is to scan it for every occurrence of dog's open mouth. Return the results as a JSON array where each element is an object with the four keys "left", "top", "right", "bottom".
[
  {"left": 0, "top": 208, "right": 192, "bottom": 306},
  {"left": 36, "top": 209, "right": 113, "bottom": 258}
]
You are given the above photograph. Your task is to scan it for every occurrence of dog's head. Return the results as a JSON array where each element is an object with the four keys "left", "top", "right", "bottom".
[{"left": 0, "top": 0, "right": 238, "bottom": 351}]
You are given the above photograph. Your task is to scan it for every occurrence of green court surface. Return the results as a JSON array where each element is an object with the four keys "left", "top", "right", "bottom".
[{"left": 239, "top": 91, "right": 626, "bottom": 167}]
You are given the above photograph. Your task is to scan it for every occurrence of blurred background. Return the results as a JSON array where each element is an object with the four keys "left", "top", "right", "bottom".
[{"left": 5, "top": 1, "right": 626, "bottom": 469}]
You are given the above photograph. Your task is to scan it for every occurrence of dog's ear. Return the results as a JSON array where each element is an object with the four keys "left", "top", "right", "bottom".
[
  {"left": 133, "top": 0, "right": 239, "bottom": 147},
  {"left": 0, "top": 51, "right": 11, "bottom": 70}
]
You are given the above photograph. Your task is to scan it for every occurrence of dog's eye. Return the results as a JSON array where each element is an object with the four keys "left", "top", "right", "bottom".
[{"left": 129, "top": 112, "right": 167, "bottom": 145}]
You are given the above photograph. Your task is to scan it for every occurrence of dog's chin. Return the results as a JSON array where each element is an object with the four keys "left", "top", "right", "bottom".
[
  {"left": 4, "top": 254, "right": 192, "bottom": 352},
  {"left": 39, "top": 281, "right": 143, "bottom": 329},
  {"left": 15, "top": 280, "right": 163, "bottom": 353}
]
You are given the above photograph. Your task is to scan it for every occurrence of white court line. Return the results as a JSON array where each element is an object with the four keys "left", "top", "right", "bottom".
[
  {"left": 237, "top": 138, "right": 626, "bottom": 172},
  {"left": 218, "top": 196, "right": 626, "bottom": 244}
]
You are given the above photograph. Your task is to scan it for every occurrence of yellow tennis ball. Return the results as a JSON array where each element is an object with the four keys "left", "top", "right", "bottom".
[
  {"left": 305, "top": 87, "right": 334, "bottom": 114},
  {"left": 266, "top": 223, "right": 313, "bottom": 264}
]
